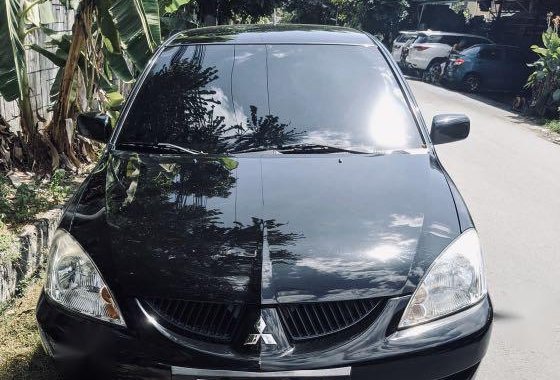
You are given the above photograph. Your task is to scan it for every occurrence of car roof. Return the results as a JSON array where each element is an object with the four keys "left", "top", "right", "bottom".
[
  {"left": 417, "top": 30, "right": 490, "bottom": 39},
  {"left": 169, "top": 24, "right": 375, "bottom": 45},
  {"left": 398, "top": 30, "right": 418, "bottom": 35},
  {"left": 467, "top": 44, "right": 519, "bottom": 50}
]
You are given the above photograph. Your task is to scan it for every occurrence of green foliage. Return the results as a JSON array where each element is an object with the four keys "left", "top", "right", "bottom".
[
  {"left": 162, "top": 0, "right": 191, "bottom": 14},
  {"left": 282, "top": 0, "right": 342, "bottom": 25},
  {"left": 0, "top": 176, "right": 45, "bottom": 225},
  {"left": 159, "top": 0, "right": 198, "bottom": 37},
  {"left": 0, "top": 221, "right": 19, "bottom": 264},
  {"left": 527, "top": 32, "right": 560, "bottom": 88},
  {"left": 0, "top": 0, "right": 26, "bottom": 102},
  {"left": 282, "top": 0, "right": 409, "bottom": 42},
  {"left": 526, "top": 31, "right": 560, "bottom": 117},
  {"left": 48, "top": 169, "right": 70, "bottom": 204},
  {"left": 27, "top": 0, "right": 192, "bottom": 122},
  {"left": 0, "top": 176, "right": 12, "bottom": 221},
  {"left": 344, "top": 0, "right": 409, "bottom": 42},
  {"left": 0, "top": 0, "right": 54, "bottom": 136},
  {"left": 0, "top": 171, "right": 72, "bottom": 226},
  {"left": 419, "top": 4, "right": 466, "bottom": 34},
  {"left": 545, "top": 119, "right": 560, "bottom": 133},
  {"left": 110, "top": 0, "right": 162, "bottom": 69},
  {"left": 10, "top": 184, "right": 44, "bottom": 224}
]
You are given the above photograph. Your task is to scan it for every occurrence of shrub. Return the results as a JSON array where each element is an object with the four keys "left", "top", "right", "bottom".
[
  {"left": 48, "top": 169, "right": 70, "bottom": 204},
  {"left": 526, "top": 15, "right": 560, "bottom": 117},
  {"left": 545, "top": 119, "right": 560, "bottom": 133},
  {"left": 10, "top": 184, "right": 45, "bottom": 225},
  {"left": 0, "top": 222, "right": 19, "bottom": 264},
  {"left": 0, "top": 170, "right": 71, "bottom": 226}
]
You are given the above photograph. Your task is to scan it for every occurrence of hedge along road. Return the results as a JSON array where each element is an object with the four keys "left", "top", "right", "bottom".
[{"left": 409, "top": 79, "right": 560, "bottom": 380}]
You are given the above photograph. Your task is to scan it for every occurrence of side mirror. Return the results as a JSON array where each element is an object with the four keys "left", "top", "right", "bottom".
[
  {"left": 430, "top": 114, "right": 470, "bottom": 145},
  {"left": 76, "top": 112, "right": 111, "bottom": 143}
]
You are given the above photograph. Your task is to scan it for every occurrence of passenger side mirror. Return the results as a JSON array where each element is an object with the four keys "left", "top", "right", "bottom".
[
  {"left": 430, "top": 114, "right": 470, "bottom": 145},
  {"left": 76, "top": 112, "right": 112, "bottom": 143}
]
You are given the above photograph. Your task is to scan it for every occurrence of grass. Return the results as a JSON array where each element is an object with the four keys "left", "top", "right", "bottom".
[
  {"left": 0, "top": 223, "right": 19, "bottom": 265},
  {"left": 0, "top": 169, "right": 89, "bottom": 379},
  {"left": 544, "top": 119, "right": 560, "bottom": 134},
  {"left": 0, "top": 169, "right": 73, "bottom": 228},
  {"left": 0, "top": 275, "right": 60, "bottom": 380}
]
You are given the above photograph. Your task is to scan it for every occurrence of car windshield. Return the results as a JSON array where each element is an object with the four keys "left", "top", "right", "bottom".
[
  {"left": 116, "top": 44, "right": 423, "bottom": 155},
  {"left": 462, "top": 46, "right": 482, "bottom": 56}
]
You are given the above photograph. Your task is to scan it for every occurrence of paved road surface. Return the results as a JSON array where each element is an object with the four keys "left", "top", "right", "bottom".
[{"left": 409, "top": 80, "right": 560, "bottom": 380}]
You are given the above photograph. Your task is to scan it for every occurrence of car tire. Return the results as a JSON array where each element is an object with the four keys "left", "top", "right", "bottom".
[
  {"left": 463, "top": 74, "right": 481, "bottom": 93},
  {"left": 422, "top": 61, "right": 443, "bottom": 84}
]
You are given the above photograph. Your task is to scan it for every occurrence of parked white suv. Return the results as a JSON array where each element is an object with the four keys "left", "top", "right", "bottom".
[{"left": 406, "top": 31, "right": 493, "bottom": 74}]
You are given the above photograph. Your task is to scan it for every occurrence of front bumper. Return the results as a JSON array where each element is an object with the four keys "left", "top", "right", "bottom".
[
  {"left": 442, "top": 65, "right": 466, "bottom": 86},
  {"left": 37, "top": 292, "right": 492, "bottom": 380}
]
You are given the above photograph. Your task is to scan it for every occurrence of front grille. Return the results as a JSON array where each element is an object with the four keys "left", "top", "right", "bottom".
[
  {"left": 278, "top": 299, "right": 383, "bottom": 341},
  {"left": 144, "top": 297, "right": 243, "bottom": 343}
]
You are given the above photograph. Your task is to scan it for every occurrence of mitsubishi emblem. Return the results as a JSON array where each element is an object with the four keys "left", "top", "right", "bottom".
[{"left": 244, "top": 316, "right": 277, "bottom": 345}]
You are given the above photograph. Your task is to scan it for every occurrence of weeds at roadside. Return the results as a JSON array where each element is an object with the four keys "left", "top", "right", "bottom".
[
  {"left": 545, "top": 119, "right": 560, "bottom": 133},
  {"left": 0, "top": 275, "right": 60, "bottom": 380},
  {"left": 0, "top": 170, "right": 72, "bottom": 227},
  {"left": 0, "top": 222, "right": 19, "bottom": 265}
]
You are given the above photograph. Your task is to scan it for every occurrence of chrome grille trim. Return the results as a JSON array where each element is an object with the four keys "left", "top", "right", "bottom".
[{"left": 171, "top": 366, "right": 351, "bottom": 378}]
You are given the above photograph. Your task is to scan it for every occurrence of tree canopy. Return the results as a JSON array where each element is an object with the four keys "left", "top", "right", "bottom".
[{"left": 283, "top": 0, "right": 411, "bottom": 42}]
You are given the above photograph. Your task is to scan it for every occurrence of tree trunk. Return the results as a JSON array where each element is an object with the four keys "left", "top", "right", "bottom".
[
  {"left": 199, "top": 0, "right": 218, "bottom": 26},
  {"left": 16, "top": 11, "right": 38, "bottom": 169},
  {"left": 18, "top": 95, "right": 34, "bottom": 139},
  {"left": 49, "top": 0, "right": 94, "bottom": 169}
]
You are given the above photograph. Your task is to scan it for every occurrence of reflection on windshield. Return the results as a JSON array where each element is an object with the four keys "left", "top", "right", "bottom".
[{"left": 117, "top": 44, "right": 423, "bottom": 154}]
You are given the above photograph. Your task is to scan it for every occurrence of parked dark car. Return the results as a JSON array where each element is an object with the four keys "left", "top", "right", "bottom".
[
  {"left": 444, "top": 44, "right": 532, "bottom": 92},
  {"left": 36, "top": 25, "right": 492, "bottom": 380}
]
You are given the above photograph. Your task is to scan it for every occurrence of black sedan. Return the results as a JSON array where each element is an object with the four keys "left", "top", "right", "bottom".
[{"left": 37, "top": 25, "right": 492, "bottom": 380}]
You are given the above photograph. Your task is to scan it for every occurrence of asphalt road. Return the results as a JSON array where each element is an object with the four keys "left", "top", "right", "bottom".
[{"left": 408, "top": 80, "right": 560, "bottom": 380}]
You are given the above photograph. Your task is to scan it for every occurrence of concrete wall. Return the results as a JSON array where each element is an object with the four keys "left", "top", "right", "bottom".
[{"left": 0, "top": 209, "right": 62, "bottom": 305}]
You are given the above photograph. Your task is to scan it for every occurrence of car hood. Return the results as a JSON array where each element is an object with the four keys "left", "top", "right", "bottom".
[{"left": 69, "top": 150, "right": 460, "bottom": 304}]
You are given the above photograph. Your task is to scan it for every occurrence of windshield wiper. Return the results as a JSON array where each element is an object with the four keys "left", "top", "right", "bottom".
[
  {"left": 233, "top": 144, "right": 369, "bottom": 155},
  {"left": 116, "top": 142, "right": 205, "bottom": 155},
  {"left": 278, "top": 144, "right": 369, "bottom": 154}
]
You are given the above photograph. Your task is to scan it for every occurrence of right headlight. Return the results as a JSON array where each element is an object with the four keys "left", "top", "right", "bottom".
[
  {"left": 399, "top": 228, "right": 487, "bottom": 329},
  {"left": 45, "top": 229, "right": 125, "bottom": 326}
]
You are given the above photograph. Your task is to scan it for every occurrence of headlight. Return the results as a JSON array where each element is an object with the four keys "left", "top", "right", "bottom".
[
  {"left": 45, "top": 229, "right": 125, "bottom": 326},
  {"left": 399, "top": 229, "right": 486, "bottom": 329}
]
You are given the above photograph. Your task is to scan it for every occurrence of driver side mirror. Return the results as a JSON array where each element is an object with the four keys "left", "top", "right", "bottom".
[
  {"left": 430, "top": 114, "right": 470, "bottom": 145},
  {"left": 76, "top": 112, "right": 112, "bottom": 143}
]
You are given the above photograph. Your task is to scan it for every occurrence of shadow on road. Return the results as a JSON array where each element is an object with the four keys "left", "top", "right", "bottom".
[
  {"left": 0, "top": 343, "right": 60, "bottom": 380},
  {"left": 492, "top": 310, "right": 522, "bottom": 323},
  {"left": 405, "top": 75, "right": 517, "bottom": 113}
]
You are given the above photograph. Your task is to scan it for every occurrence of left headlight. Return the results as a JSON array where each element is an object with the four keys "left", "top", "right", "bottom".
[
  {"left": 45, "top": 229, "right": 125, "bottom": 326},
  {"left": 399, "top": 229, "right": 486, "bottom": 329}
]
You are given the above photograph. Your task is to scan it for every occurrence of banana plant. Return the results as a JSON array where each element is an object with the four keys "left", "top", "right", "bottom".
[
  {"left": 32, "top": 0, "right": 193, "bottom": 166},
  {"left": 0, "top": 0, "right": 54, "bottom": 136},
  {"left": 526, "top": 31, "right": 560, "bottom": 116}
]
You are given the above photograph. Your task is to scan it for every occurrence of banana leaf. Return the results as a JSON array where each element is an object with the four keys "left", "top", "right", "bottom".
[
  {"left": 0, "top": 0, "right": 26, "bottom": 101},
  {"left": 104, "top": 49, "right": 134, "bottom": 83},
  {"left": 163, "top": 0, "right": 191, "bottom": 14},
  {"left": 27, "top": 0, "right": 54, "bottom": 27},
  {"left": 30, "top": 44, "right": 68, "bottom": 67},
  {"left": 104, "top": 90, "right": 124, "bottom": 110},
  {"left": 97, "top": 0, "right": 121, "bottom": 54},
  {"left": 109, "top": 0, "right": 161, "bottom": 70}
]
